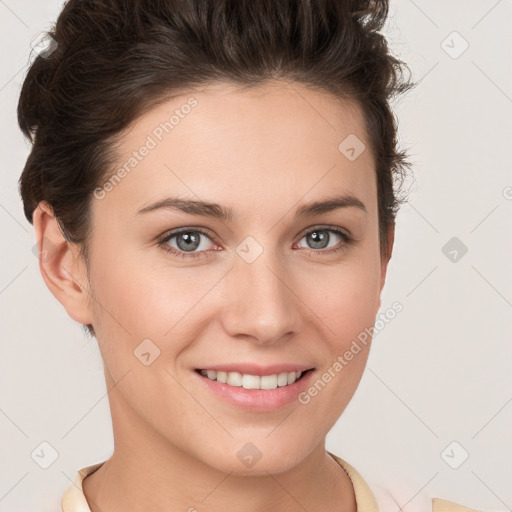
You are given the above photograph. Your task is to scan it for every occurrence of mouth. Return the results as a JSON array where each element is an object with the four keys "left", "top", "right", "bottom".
[
  {"left": 193, "top": 365, "right": 317, "bottom": 411},
  {"left": 194, "top": 368, "right": 315, "bottom": 390}
]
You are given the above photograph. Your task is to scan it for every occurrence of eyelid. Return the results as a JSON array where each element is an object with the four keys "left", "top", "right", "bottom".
[
  {"left": 157, "top": 224, "right": 355, "bottom": 259},
  {"left": 156, "top": 227, "right": 219, "bottom": 260},
  {"left": 173, "top": 225, "right": 215, "bottom": 234},
  {"left": 159, "top": 224, "right": 352, "bottom": 245},
  {"left": 159, "top": 226, "right": 218, "bottom": 242},
  {"left": 296, "top": 223, "right": 353, "bottom": 240}
]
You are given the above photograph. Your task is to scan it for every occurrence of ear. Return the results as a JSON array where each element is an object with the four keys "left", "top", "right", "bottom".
[
  {"left": 32, "top": 201, "right": 94, "bottom": 326},
  {"left": 377, "top": 222, "right": 395, "bottom": 308}
]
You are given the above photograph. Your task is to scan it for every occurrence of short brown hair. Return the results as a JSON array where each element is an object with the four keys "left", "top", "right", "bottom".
[{"left": 18, "top": 0, "right": 415, "bottom": 337}]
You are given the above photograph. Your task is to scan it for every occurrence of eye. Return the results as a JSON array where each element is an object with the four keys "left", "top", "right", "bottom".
[
  {"left": 295, "top": 227, "right": 352, "bottom": 254},
  {"left": 157, "top": 228, "right": 219, "bottom": 260},
  {"left": 157, "top": 225, "right": 354, "bottom": 260}
]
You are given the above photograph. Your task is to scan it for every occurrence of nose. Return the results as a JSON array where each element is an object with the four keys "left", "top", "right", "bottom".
[{"left": 220, "top": 249, "right": 302, "bottom": 345}]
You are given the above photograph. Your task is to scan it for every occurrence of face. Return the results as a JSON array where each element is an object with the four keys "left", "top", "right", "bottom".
[{"left": 65, "top": 80, "right": 391, "bottom": 474}]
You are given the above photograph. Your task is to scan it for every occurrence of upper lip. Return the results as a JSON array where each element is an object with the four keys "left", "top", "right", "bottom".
[{"left": 196, "top": 363, "right": 315, "bottom": 376}]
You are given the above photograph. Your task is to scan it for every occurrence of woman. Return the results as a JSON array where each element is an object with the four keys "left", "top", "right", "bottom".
[{"left": 17, "top": 0, "right": 483, "bottom": 510}]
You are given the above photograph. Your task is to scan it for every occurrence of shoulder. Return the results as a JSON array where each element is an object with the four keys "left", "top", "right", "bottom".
[
  {"left": 62, "top": 461, "right": 106, "bottom": 512},
  {"left": 327, "top": 451, "right": 489, "bottom": 512},
  {"left": 432, "top": 498, "right": 487, "bottom": 512}
]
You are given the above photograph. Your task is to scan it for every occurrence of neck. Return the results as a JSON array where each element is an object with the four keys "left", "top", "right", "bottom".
[{"left": 83, "top": 380, "right": 356, "bottom": 512}]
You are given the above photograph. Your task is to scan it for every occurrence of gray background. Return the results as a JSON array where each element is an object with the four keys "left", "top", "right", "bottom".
[{"left": 1, "top": 1, "right": 511, "bottom": 510}]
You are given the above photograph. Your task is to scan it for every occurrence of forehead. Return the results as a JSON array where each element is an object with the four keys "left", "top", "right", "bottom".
[{"left": 96, "top": 80, "right": 376, "bottom": 222}]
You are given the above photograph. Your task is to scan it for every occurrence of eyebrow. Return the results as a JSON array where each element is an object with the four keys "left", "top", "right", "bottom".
[{"left": 136, "top": 194, "right": 366, "bottom": 220}]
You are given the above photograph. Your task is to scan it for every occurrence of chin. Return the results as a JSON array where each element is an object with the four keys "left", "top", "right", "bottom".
[{"left": 200, "top": 441, "right": 309, "bottom": 476}]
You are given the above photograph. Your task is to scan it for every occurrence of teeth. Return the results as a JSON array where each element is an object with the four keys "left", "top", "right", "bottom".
[
  {"left": 199, "top": 369, "right": 305, "bottom": 389},
  {"left": 227, "top": 371, "right": 242, "bottom": 387}
]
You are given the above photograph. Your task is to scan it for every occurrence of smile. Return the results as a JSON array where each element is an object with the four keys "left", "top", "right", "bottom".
[{"left": 197, "top": 369, "right": 311, "bottom": 390}]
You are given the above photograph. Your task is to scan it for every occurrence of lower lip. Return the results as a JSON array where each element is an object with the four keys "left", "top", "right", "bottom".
[{"left": 194, "top": 369, "right": 316, "bottom": 412}]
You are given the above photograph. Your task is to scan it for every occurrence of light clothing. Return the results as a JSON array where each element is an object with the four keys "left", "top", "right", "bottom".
[{"left": 62, "top": 451, "right": 483, "bottom": 512}]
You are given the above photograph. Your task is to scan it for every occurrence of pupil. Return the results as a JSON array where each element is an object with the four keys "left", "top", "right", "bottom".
[
  {"left": 308, "top": 230, "right": 328, "bottom": 249},
  {"left": 178, "top": 232, "right": 200, "bottom": 251}
]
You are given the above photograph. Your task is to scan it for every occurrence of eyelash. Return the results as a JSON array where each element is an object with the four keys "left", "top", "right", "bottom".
[{"left": 157, "top": 226, "right": 354, "bottom": 260}]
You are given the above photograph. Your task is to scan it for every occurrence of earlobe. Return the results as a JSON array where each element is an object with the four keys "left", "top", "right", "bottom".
[{"left": 32, "top": 201, "right": 94, "bottom": 326}]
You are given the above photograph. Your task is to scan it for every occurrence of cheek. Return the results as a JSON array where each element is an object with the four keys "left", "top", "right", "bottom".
[
  {"left": 302, "top": 253, "right": 382, "bottom": 338},
  {"left": 89, "top": 241, "right": 200, "bottom": 337},
  {"left": 87, "top": 246, "right": 225, "bottom": 400},
  {"left": 297, "top": 250, "right": 381, "bottom": 406},
  {"left": 297, "top": 268, "right": 377, "bottom": 429}
]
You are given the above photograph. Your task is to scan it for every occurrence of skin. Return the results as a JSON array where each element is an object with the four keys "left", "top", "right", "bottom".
[{"left": 33, "top": 80, "right": 394, "bottom": 512}]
